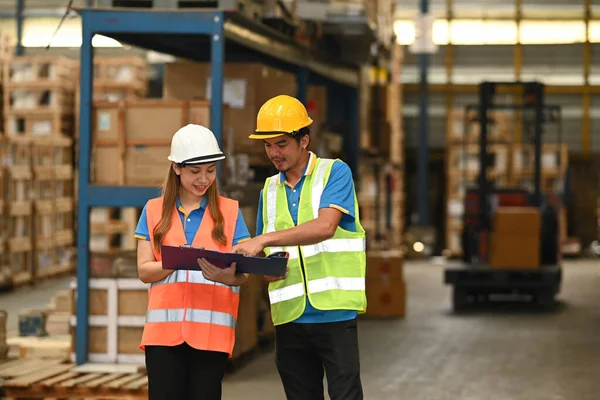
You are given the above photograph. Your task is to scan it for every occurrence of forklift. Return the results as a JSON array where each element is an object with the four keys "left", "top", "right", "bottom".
[{"left": 444, "top": 81, "right": 564, "bottom": 311}]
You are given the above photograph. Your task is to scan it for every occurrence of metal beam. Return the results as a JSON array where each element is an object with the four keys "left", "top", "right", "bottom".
[
  {"left": 417, "top": 0, "right": 430, "bottom": 226},
  {"left": 297, "top": 68, "right": 309, "bottom": 105},
  {"left": 74, "top": 8, "right": 359, "bottom": 88},
  {"left": 349, "top": 86, "right": 360, "bottom": 176},
  {"left": 514, "top": 0, "right": 523, "bottom": 144},
  {"left": 87, "top": 186, "right": 162, "bottom": 207},
  {"left": 223, "top": 20, "right": 358, "bottom": 87},
  {"left": 15, "top": 0, "right": 24, "bottom": 56},
  {"left": 210, "top": 14, "right": 225, "bottom": 152},
  {"left": 445, "top": 0, "right": 454, "bottom": 143},
  {"left": 75, "top": 19, "right": 94, "bottom": 366},
  {"left": 404, "top": 83, "right": 600, "bottom": 95},
  {"left": 79, "top": 8, "right": 218, "bottom": 35},
  {"left": 583, "top": 0, "right": 591, "bottom": 156}
]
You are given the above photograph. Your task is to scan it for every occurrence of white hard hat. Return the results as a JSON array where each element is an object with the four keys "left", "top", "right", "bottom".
[{"left": 167, "top": 124, "right": 225, "bottom": 166}]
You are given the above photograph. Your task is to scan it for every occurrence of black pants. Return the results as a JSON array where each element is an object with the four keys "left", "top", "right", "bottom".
[
  {"left": 275, "top": 318, "right": 363, "bottom": 400},
  {"left": 145, "top": 342, "right": 229, "bottom": 400}
]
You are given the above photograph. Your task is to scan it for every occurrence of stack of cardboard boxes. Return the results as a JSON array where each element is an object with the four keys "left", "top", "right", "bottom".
[
  {"left": 162, "top": 61, "right": 328, "bottom": 174},
  {"left": 490, "top": 207, "right": 541, "bottom": 269},
  {"left": 364, "top": 251, "right": 405, "bottom": 317}
]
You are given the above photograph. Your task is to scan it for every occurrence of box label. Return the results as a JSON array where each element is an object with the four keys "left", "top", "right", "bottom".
[{"left": 98, "top": 112, "right": 111, "bottom": 131}]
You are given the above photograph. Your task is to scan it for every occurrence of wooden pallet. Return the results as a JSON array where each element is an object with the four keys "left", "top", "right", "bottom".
[
  {"left": 4, "top": 135, "right": 31, "bottom": 166},
  {"left": 5, "top": 56, "right": 77, "bottom": 88},
  {"left": 75, "top": 55, "right": 149, "bottom": 139},
  {"left": 4, "top": 86, "right": 75, "bottom": 116},
  {"left": 2, "top": 361, "right": 148, "bottom": 399},
  {"left": 89, "top": 207, "right": 140, "bottom": 254},
  {"left": 0, "top": 29, "right": 14, "bottom": 62},
  {"left": 5, "top": 109, "right": 74, "bottom": 137},
  {"left": 94, "top": 56, "right": 148, "bottom": 93}
]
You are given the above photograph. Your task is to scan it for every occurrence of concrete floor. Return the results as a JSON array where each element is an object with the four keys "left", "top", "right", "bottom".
[
  {"left": 0, "top": 276, "right": 72, "bottom": 336},
  {"left": 0, "top": 259, "right": 599, "bottom": 399},
  {"left": 223, "top": 259, "right": 600, "bottom": 400}
]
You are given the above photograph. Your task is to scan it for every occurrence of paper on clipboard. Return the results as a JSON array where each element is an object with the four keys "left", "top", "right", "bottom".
[{"left": 161, "top": 244, "right": 288, "bottom": 277}]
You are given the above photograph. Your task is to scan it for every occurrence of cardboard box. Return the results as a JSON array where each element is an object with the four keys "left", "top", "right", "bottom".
[
  {"left": 92, "top": 100, "right": 213, "bottom": 186},
  {"left": 490, "top": 234, "right": 540, "bottom": 269},
  {"left": 366, "top": 251, "right": 404, "bottom": 281},
  {"left": 164, "top": 62, "right": 297, "bottom": 107},
  {"left": 163, "top": 61, "right": 328, "bottom": 156},
  {"left": 364, "top": 279, "right": 405, "bottom": 318},
  {"left": 493, "top": 207, "right": 540, "bottom": 235}
]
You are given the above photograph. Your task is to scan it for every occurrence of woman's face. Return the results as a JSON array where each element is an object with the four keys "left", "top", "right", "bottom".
[{"left": 174, "top": 162, "right": 217, "bottom": 197}]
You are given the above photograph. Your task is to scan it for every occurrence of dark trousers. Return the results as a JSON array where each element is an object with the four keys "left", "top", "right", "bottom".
[
  {"left": 275, "top": 318, "right": 363, "bottom": 400},
  {"left": 145, "top": 342, "right": 229, "bottom": 400}
]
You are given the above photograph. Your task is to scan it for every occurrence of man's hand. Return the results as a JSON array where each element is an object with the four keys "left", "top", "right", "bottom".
[
  {"left": 198, "top": 259, "right": 239, "bottom": 286},
  {"left": 231, "top": 236, "right": 267, "bottom": 257}
]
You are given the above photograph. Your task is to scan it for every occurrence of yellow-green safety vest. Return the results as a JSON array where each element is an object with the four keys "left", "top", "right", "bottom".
[{"left": 262, "top": 157, "right": 367, "bottom": 326}]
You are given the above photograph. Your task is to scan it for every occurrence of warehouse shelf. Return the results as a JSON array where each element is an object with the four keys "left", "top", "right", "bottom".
[{"left": 74, "top": 7, "right": 369, "bottom": 365}]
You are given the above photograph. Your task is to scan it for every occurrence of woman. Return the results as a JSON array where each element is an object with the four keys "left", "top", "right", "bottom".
[{"left": 134, "top": 124, "right": 251, "bottom": 400}]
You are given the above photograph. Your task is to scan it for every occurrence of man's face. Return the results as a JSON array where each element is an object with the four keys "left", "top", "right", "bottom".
[{"left": 263, "top": 135, "right": 304, "bottom": 172}]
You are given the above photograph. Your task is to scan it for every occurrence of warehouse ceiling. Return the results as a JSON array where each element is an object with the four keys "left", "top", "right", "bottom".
[{"left": 0, "top": 0, "right": 596, "bottom": 18}]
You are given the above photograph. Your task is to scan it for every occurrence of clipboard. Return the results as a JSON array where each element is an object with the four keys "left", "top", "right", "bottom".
[{"left": 161, "top": 244, "right": 289, "bottom": 277}]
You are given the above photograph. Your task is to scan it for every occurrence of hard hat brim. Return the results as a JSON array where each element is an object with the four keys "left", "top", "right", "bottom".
[
  {"left": 248, "top": 132, "right": 285, "bottom": 140},
  {"left": 167, "top": 153, "right": 225, "bottom": 165}
]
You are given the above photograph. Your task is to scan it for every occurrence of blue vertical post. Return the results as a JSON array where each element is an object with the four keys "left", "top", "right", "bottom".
[
  {"left": 326, "top": 81, "right": 341, "bottom": 128},
  {"left": 76, "top": 17, "right": 94, "bottom": 366},
  {"left": 417, "top": 0, "right": 430, "bottom": 225},
  {"left": 348, "top": 86, "right": 359, "bottom": 176},
  {"left": 296, "top": 68, "right": 308, "bottom": 105},
  {"left": 15, "top": 0, "right": 24, "bottom": 56},
  {"left": 210, "top": 12, "right": 225, "bottom": 177}
]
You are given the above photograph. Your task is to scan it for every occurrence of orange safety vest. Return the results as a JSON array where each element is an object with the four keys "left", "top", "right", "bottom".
[{"left": 140, "top": 195, "right": 240, "bottom": 356}]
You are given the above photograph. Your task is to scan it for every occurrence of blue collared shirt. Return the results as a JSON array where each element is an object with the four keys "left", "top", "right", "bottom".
[
  {"left": 135, "top": 197, "right": 251, "bottom": 246},
  {"left": 256, "top": 152, "right": 359, "bottom": 324}
]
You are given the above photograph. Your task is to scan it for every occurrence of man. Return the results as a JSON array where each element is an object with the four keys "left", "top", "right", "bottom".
[{"left": 232, "top": 95, "right": 367, "bottom": 400}]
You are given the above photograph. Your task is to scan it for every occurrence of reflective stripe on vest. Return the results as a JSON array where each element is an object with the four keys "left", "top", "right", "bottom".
[
  {"left": 146, "top": 309, "right": 237, "bottom": 329},
  {"left": 263, "top": 157, "right": 367, "bottom": 325},
  {"left": 140, "top": 195, "right": 240, "bottom": 355},
  {"left": 151, "top": 269, "right": 241, "bottom": 295}
]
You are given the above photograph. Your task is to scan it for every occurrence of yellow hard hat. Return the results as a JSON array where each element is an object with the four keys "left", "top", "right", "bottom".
[{"left": 249, "top": 95, "right": 313, "bottom": 139}]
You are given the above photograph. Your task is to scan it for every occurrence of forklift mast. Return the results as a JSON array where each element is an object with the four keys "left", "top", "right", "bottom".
[{"left": 477, "top": 82, "right": 544, "bottom": 233}]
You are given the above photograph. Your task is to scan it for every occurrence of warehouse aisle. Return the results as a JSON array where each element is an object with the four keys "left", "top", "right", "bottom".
[
  {"left": 0, "top": 261, "right": 597, "bottom": 399},
  {"left": 223, "top": 259, "right": 600, "bottom": 400},
  {"left": 0, "top": 276, "right": 72, "bottom": 335}
]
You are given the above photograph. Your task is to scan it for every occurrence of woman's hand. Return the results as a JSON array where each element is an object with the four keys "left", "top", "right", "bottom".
[{"left": 197, "top": 259, "right": 246, "bottom": 286}]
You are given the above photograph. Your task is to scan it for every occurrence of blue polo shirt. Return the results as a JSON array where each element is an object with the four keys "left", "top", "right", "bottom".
[
  {"left": 256, "top": 152, "right": 359, "bottom": 324},
  {"left": 135, "top": 197, "right": 251, "bottom": 246}
]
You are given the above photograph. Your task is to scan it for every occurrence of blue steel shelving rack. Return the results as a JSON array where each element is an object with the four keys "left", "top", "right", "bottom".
[{"left": 75, "top": 7, "right": 364, "bottom": 365}]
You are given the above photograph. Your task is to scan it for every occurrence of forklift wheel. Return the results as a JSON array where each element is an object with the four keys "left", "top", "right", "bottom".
[
  {"left": 535, "top": 289, "right": 557, "bottom": 310},
  {"left": 452, "top": 286, "right": 469, "bottom": 312}
]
